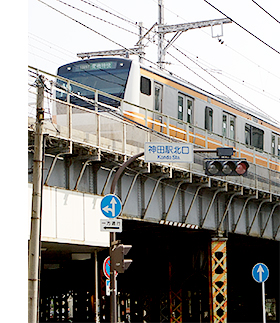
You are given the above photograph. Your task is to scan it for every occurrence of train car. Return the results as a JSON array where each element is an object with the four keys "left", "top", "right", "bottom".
[{"left": 54, "top": 56, "right": 280, "bottom": 173}]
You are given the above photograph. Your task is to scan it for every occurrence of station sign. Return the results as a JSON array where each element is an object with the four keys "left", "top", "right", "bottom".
[{"left": 144, "top": 142, "right": 193, "bottom": 163}]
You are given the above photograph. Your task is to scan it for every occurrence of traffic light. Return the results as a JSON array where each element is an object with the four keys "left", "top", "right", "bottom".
[
  {"left": 111, "top": 244, "right": 132, "bottom": 273},
  {"left": 204, "top": 158, "right": 249, "bottom": 176}
]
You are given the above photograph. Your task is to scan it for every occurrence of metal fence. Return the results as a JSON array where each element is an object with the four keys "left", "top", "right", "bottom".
[{"left": 28, "top": 66, "right": 280, "bottom": 195}]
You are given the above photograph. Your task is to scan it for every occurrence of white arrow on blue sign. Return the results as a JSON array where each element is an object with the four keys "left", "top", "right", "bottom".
[
  {"left": 252, "top": 263, "right": 269, "bottom": 283},
  {"left": 100, "top": 194, "right": 122, "bottom": 218}
]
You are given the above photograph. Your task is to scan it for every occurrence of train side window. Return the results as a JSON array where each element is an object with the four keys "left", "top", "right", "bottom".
[
  {"left": 245, "top": 124, "right": 264, "bottom": 150},
  {"left": 187, "top": 99, "right": 193, "bottom": 124},
  {"left": 140, "top": 76, "right": 151, "bottom": 96},
  {"left": 205, "top": 107, "right": 213, "bottom": 132},
  {"left": 252, "top": 126, "right": 264, "bottom": 150},
  {"left": 278, "top": 138, "right": 280, "bottom": 156},
  {"left": 245, "top": 125, "right": 251, "bottom": 145},
  {"left": 229, "top": 117, "right": 235, "bottom": 140},
  {"left": 272, "top": 134, "right": 276, "bottom": 155},
  {"left": 154, "top": 84, "right": 162, "bottom": 112},
  {"left": 222, "top": 115, "right": 227, "bottom": 137},
  {"left": 178, "top": 95, "right": 183, "bottom": 120}
]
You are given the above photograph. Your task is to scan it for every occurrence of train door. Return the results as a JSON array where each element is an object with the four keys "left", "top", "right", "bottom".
[
  {"left": 222, "top": 112, "right": 236, "bottom": 147},
  {"left": 153, "top": 83, "right": 163, "bottom": 132},
  {"left": 176, "top": 94, "right": 194, "bottom": 141}
]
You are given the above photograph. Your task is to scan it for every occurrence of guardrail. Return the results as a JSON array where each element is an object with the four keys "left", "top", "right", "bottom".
[{"left": 28, "top": 66, "right": 280, "bottom": 195}]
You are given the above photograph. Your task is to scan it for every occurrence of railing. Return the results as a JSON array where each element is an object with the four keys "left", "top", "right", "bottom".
[{"left": 28, "top": 66, "right": 280, "bottom": 195}]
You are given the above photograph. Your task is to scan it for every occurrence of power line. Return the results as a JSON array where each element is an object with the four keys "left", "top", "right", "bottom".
[
  {"left": 55, "top": 0, "right": 139, "bottom": 36},
  {"left": 81, "top": 0, "right": 137, "bottom": 26},
  {"left": 38, "top": 0, "right": 133, "bottom": 54},
  {"left": 171, "top": 43, "right": 280, "bottom": 103},
  {"left": 157, "top": 1, "right": 280, "bottom": 82},
  {"left": 38, "top": 0, "right": 159, "bottom": 69},
  {"left": 168, "top": 46, "right": 279, "bottom": 123},
  {"left": 28, "top": 35, "right": 77, "bottom": 60},
  {"left": 252, "top": 0, "right": 280, "bottom": 24},
  {"left": 204, "top": 0, "right": 280, "bottom": 55}
]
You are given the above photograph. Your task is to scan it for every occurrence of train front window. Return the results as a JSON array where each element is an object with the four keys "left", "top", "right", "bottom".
[{"left": 56, "top": 58, "right": 131, "bottom": 107}]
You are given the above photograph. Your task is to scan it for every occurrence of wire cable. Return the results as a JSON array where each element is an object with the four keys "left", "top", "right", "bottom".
[
  {"left": 204, "top": 0, "right": 280, "bottom": 55},
  {"left": 251, "top": 0, "right": 280, "bottom": 24},
  {"left": 167, "top": 46, "right": 280, "bottom": 123},
  {"left": 81, "top": 0, "right": 137, "bottom": 26},
  {"left": 55, "top": 0, "right": 139, "bottom": 36}
]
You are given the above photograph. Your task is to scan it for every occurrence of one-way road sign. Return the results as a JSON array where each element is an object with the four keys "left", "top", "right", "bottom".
[
  {"left": 100, "top": 194, "right": 122, "bottom": 218},
  {"left": 100, "top": 219, "right": 122, "bottom": 232},
  {"left": 252, "top": 263, "right": 269, "bottom": 283}
]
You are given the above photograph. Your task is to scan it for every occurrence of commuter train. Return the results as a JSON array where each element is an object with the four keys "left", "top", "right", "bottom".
[{"left": 55, "top": 56, "right": 280, "bottom": 173}]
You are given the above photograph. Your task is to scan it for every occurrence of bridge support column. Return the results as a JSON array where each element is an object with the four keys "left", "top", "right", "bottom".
[{"left": 209, "top": 238, "right": 227, "bottom": 323}]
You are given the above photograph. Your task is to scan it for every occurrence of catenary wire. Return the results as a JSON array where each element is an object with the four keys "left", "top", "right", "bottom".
[
  {"left": 35, "top": 0, "right": 279, "bottom": 123},
  {"left": 251, "top": 0, "right": 280, "bottom": 24},
  {"left": 170, "top": 43, "right": 280, "bottom": 103},
  {"left": 204, "top": 0, "right": 280, "bottom": 55},
  {"left": 157, "top": 0, "right": 280, "bottom": 83},
  {"left": 81, "top": 0, "right": 137, "bottom": 26},
  {"left": 38, "top": 0, "right": 159, "bottom": 69},
  {"left": 168, "top": 45, "right": 279, "bottom": 122},
  {"left": 56, "top": 0, "right": 139, "bottom": 36}
]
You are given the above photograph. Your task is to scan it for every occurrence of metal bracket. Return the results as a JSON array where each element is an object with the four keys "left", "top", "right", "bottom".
[
  {"left": 184, "top": 182, "right": 210, "bottom": 224},
  {"left": 232, "top": 194, "right": 258, "bottom": 233},
  {"left": 162, "top": 180, "right": 188, "bottom": 222},
  {"left": 142, "top": 176, "right": 166, "bottom": 219},
  {"left": 217, "top": 192, "right": 242, "bottom": 232},
  {"left": 261, "top": 202, "right": 280, "bottom": 237},
  {"left": 247, "top": 199, "right": 271, "bottom": 235},
  {"left": 201, "top": 188, "right": 226, "bottom": 228}
]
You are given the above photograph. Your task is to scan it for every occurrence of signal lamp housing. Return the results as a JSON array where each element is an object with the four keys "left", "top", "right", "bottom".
[{"left": 205, "top": 158, "right": 249, "bottom": 176}]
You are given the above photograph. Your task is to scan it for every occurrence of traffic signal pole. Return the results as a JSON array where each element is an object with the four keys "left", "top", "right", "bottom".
[
  {"left": 109, "top": 152, "right": 144, "bottom": 323},
  {"left": 109, "top": 232, "right": 117, "bottom": 323}
]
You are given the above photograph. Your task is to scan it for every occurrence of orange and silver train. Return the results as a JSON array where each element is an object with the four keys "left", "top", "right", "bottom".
[{"left": 55, "top": 56, "right": 280, "bottom": 173}]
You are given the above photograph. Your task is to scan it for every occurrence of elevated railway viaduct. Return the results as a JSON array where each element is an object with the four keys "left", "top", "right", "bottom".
[{"left": 28, "top": 70, "right": 279, "bottom": 323}]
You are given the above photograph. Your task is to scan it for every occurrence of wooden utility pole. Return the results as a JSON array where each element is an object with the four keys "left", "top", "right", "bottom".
[{"left": 28, "top": 75, "right": 45, "bottom": 323}]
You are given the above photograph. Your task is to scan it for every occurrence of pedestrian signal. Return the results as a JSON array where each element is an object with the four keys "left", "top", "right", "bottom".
[{"left": 111, "top": 244, "right": 132, "bottom": 273}]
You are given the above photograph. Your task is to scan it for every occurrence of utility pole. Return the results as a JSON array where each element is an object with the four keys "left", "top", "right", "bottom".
[
  {"left": 28, "top": 75, "right": 45, "bottom": 323},
  {"left": 157, "top": 0, "right": 232, "bottom": 69},
  {"left": 138, "top": 22, "right": 144, "bottom": 63},
  {"left": 158, "top": 0, "right": 165, "bottom": 69}
]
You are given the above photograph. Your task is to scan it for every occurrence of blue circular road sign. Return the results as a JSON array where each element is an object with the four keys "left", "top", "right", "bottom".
[
  {"left": 252, "top": 263, "right": 269, "bottom": 283},
  {"left": 100, "top": 194, "right": 122, "bottom": 218}
]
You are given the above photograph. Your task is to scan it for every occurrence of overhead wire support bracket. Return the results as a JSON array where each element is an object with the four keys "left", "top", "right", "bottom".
[
  {"left": 77, "top": 47, "right": 144, "bottom": 59},
  {"left": 157, "top": 18, "right": 232, "bottom": 34}
]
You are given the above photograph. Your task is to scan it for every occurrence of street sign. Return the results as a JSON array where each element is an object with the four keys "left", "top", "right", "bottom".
[
  {"left": 103, "top": 256, "right": 118, "bottom": 280},
  {"left": 103, "top": 256, "right": 110, "bottom": 279},
  {"left": 100, "top": 219, "right": 123, "bottom": 232},
  {"left": 100, "top": 194, "right": 122, "bottom": 218},
  {"left": 144, "top": 142, "right": 193, "bottom": 163},
  {"left": 252, "top": 263, "right": 269, "bottom": 283},
  {"left": 106, "top": 279, "right": 110, "bottom": 296}
]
